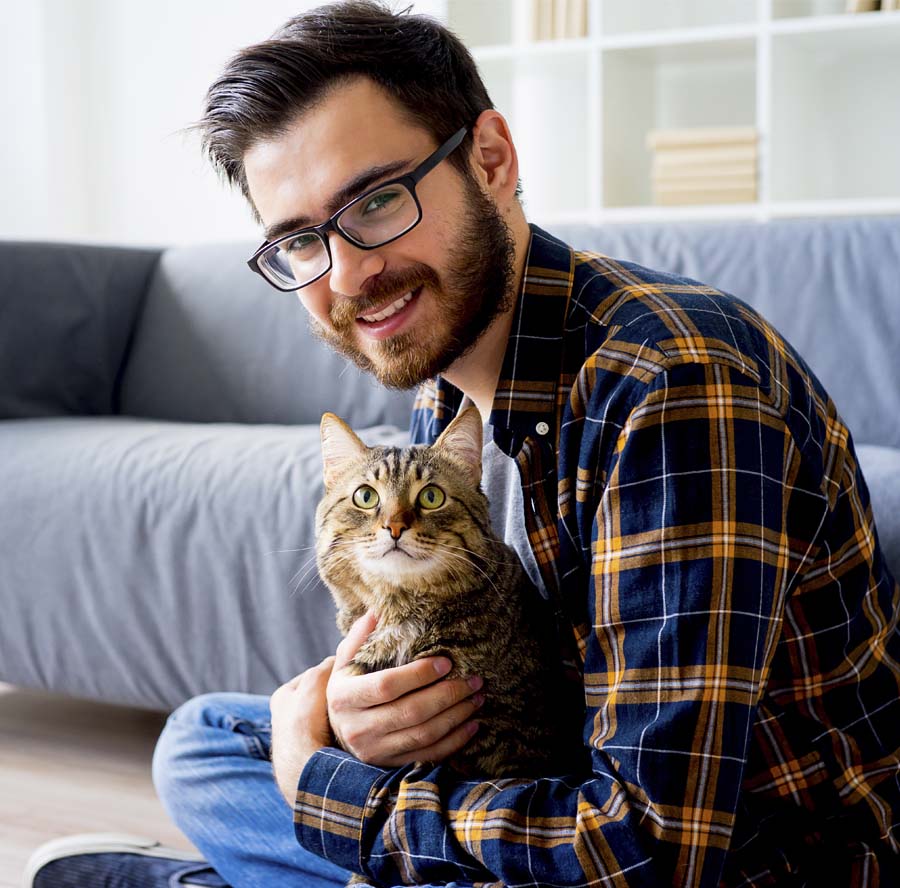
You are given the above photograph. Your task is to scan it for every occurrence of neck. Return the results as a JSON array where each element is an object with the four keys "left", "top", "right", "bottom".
[{"left": 442, "top": 211, "right": 532, "bottom": 424}]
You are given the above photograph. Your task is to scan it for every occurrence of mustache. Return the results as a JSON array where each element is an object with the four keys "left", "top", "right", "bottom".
[{"left": 329, "top": 263, "right": 441, "bottom": 329}]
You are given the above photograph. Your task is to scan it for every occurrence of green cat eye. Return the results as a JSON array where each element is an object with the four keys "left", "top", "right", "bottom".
[
  {"left": 352, "top": 485, "right": 380, "bottom": 509},
  {"left": 417, "top": 485, "right": 446, "bottom": 510}
]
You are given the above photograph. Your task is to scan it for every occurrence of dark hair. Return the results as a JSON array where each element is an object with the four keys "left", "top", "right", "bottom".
[{"left": 194, "top": 1, "right": 496, "bottom": 223}]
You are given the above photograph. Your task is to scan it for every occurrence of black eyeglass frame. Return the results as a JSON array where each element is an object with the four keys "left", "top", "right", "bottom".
[{"left": 247, "top": 126, "right": 468, "bottom": 292}]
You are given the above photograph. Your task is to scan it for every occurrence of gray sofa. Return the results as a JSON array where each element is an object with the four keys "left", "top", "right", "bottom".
[{"left": 2, "top": 216, "right": 898, "bottom": 712}]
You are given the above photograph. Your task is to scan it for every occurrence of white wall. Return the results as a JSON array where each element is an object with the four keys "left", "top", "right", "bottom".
[{"left": 0, "top": 0, "right": 446, "bottom": 247}]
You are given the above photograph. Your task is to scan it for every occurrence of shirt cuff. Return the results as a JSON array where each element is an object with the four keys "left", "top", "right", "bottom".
[{"left": 293, "top": 746, "right": 388, "bottom": 874}]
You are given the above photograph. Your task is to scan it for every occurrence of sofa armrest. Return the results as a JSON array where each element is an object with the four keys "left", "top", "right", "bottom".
[{"left": 0, "top": 240, "right": 161, "bottom": 418}]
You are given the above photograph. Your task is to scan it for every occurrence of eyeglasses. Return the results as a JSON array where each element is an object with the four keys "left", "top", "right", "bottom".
[{"left": 247, "top": 127, "right": 468, "bottom": 292}]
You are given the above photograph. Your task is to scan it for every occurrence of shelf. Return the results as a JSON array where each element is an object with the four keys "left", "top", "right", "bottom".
[
  {"left": 601, "top": 0, "right": 755, "bottom": 36},
  {"left": 446, "top": 0, "right": 900, "bottom": 222},
  {"left": 532, "top": 198, "right": 900, "bottom": 227},
  {"left": 602, "top": 37, "right": 757, "bottom": 209},
  {"left": 770, "top": 23, "right": 900, "bottom": 202},
  {"left": 465, "top": 11, "right": 900, "bottom": 56},
  {"left": 472, "top": 36, "right": 591, "bottom": 62},
  {"left": 766, "top": 198, "right": 900, "bottom": 219},
  {"left": 772, "top": 0, "right": 874, "bottom": 20},
  {"left": 769, "top": 8, "right": 900, "bottom": 32},
  {"left": 593, "top": 203, "right": 766, "bottom": 225},
  {"left": 599, "top": 24, "right": 758, "bottom": 51}
]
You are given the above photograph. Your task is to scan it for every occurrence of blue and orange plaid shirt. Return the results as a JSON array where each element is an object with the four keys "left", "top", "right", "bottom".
[{"left": 295, "top": 225, "right": 900, "bottom": 886}]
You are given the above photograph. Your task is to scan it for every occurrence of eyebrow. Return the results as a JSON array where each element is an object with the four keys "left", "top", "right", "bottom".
[{"left": 263, "top": 158, "right": 414, "bottom": 242}]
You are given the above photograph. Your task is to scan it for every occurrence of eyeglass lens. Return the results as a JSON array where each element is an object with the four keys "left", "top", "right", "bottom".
[{"left": 260, "top": 181, "right": 421, "bottom": 289}]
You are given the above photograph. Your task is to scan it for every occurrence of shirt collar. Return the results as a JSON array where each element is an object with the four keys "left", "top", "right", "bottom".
[
  {"left": 487, "top": 224, "right": 574, "bottom": 457},
  {"left": 418, "top": 224, "right": 574, "bottom": 457}
]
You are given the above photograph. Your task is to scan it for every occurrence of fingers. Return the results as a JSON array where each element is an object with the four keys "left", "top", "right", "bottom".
[
  {"left": 380, "top": 693, "right": 484, "bottom": 761},
  {"left": 334, "top": 676, "right": 484, "bottom": 765},
  {"left": 384, "top": 675, "right": 483, "bottom": 733},
  {"left": 340, "top": 655, "right": 457, "bottom": 708},
  {"left": 326, "top": 624, "right": 487, "bottom": 768},
  {"left": 379, "top": 715, "right": 481, "bottom": 769},
  {"left": 334, "top": 612, "right": 378, "bottom": 669}
]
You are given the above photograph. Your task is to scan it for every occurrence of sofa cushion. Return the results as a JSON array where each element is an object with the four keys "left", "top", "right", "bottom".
[
  {"left": 857, "top": 444, "right": 900, "bottom": 581},
  {"left": 0, "top": 416, "right": 407, "bottom": 709},
  {"left": 0, "top": 241, "right": 159, "bottom": 419},
  {"left": 117, "top": 242, "right": 415, "bottom": 428},
  {"left": 551, "top": 216, "right": 900, "bottom": 449}
]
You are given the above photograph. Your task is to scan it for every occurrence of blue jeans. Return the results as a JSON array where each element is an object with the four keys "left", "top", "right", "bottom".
[{"left": 152, "top": 692, "right": 352, "bottom": 888}]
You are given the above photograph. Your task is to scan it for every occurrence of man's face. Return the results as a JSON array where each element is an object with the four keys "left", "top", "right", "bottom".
[{"left": 243, "top": 78, "right": 516, "bottom": 389}]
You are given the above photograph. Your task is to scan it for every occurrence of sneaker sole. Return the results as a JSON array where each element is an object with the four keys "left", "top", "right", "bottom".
[{"left": 22, "top": 832, "right": 205, "bottom": 888}]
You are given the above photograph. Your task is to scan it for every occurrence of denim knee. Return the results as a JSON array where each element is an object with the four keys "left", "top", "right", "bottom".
[{"left": 152, "top": 691, "right": 272, "bottom": 810}]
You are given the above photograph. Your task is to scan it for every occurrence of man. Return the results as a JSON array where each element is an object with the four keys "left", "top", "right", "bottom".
[{"left": 26, "top": 2, "right": 900, "bottom": 886}]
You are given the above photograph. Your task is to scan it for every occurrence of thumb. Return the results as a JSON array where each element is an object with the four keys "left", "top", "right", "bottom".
[{"left": 334, "top": 611, "right": 378, "bottom": 669}]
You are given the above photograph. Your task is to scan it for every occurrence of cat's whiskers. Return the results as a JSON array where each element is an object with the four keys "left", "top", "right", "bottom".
[
  {"left": 291, "top": 566, "right": 322, "bottom": 597},
  {"left": 263, "top": 544, "right": 318, "bottom": 556},
  {"left": 290, "top": 554, "right": 335, "bottom": 597},
  {"left": 292, "top": 540, "right": 360, "bottom": 597},
  {"left": 296, "top": 551, "right": 361, "bottom": 597},
  {"left": 325, "top": 537, "right": 366, "bottom": 552},
  {"left": 433, "top": 549, "right": 503, "bottom": 598},
  {"left": 424, "top": 548, "right": 464, "bottom": 585},
  {"left": 288, "top": 552, "right": 318, "bottom": 586},
  {"left": 436, "top": 540, "right": 519, "bottom": 567}
]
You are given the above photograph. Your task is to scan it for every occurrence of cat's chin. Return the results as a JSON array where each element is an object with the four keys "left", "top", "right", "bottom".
[{"left": 361, "top": 549, "right": 437, "bottom": 580}]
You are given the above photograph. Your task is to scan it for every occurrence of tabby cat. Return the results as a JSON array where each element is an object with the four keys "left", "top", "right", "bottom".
[{"left": 315, "top": 406, "right": 584, "bottom": 782}]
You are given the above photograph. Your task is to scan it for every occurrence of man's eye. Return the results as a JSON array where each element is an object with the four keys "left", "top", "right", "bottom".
[
  {"left": 362, "top": 190, "right": 400, "bottom": 215},
  {"left": 284, "top": 234, "right": 319, "bottom": 254}
]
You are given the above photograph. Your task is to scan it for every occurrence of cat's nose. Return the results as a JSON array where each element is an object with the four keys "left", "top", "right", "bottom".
[
  {"left": 385, "top": 520, "right": 407, "bottom": 540},
  {"left": 384, "top": 512, "right": 412, "bottom": 540}
]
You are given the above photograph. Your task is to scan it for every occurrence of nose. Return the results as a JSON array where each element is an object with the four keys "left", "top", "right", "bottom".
[
  {"left": 384, "top": 511, "right": 414, "bottom": 541},
  {"left": 327, "top": 232, "right": 385, "bottom": 299}
]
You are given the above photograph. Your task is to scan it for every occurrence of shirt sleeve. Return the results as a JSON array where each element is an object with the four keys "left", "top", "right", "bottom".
[{"left": 294, "top": 359, "right": 813, "bottom": 887}]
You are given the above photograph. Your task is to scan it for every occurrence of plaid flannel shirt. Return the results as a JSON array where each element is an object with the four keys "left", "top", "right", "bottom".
[{"left": 295, "top": 225, "right": 900, "bottom": 886}]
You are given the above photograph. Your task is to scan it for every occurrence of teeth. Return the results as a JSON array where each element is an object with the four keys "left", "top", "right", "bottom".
[{"left": 361, "top": 290, "right": 415, "bottom": 323}]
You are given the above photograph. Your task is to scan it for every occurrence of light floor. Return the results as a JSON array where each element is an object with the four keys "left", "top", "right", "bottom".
[{"left": 0, "top": 682, "right": 196, "bottom": 888}]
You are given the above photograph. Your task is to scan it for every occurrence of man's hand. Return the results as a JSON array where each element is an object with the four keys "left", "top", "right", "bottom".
[
  {"left": 270, "top": 656, "right": 335, "bottom": 806},
  {"left": 327, "top": 612, "right": 484, "bottom": 768}
]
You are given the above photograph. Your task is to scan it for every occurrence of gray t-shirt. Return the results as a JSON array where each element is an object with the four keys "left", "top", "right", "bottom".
[{"left": 480, "top": 425, "right": 548, "bottom": 600}]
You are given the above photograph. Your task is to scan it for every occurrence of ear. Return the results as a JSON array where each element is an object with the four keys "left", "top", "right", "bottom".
[
  {"left": 320, "top": 413, "right": 367, "bottom": 488},
  {"left": 469, "top": 109, "right": 519, "bottom": 208},
  {"left": 433, "top": 406, "right": 483, "bottom": 486}
]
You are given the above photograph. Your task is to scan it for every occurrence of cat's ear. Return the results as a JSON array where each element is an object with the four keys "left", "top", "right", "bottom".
[
  {"left": 433, "top": 406, "right": 483, "bottom": 486},
  {"left": 320, "top": 413, "right": 367, "bottom": 488}
]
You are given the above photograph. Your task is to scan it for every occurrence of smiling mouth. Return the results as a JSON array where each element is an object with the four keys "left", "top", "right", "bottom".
[{"left": 357, "top": 286, "right": 422, "bottom": 324}]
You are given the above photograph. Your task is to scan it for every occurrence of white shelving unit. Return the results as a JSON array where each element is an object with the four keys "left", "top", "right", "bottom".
[{"left": 442, "top": 0, "right": 900, "bottom": 225}]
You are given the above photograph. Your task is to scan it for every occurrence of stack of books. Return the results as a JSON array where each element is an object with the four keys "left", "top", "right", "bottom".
[
  {"left": 647, "top": 126, "right": 759, "bottom": 206},
  {"left": 846, "top": 0, "right": 899, "bottom": 9},
  {"left": 529, "top": 0, "right": 589, "bottom": 41}
]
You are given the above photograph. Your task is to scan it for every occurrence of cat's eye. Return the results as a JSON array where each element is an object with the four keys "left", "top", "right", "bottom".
[
  {"left": 417, "top": 485, "right": 446, "bottom": 510},
  {"left": 352, "top": 485, "right": 380, "bottom": 509}
]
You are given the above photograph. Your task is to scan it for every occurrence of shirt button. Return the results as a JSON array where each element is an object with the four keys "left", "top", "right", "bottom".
[{"left": 536, "top": 421, "right": 550, "bottom": 436}]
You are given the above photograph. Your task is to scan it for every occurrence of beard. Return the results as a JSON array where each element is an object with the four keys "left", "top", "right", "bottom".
[{"left": 307, "top": 171, "right": 518, "bottom": 390}]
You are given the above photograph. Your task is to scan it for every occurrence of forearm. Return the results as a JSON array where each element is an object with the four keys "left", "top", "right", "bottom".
[{"left": 294, "top": 741, "right": 737, "bottom": 887}]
